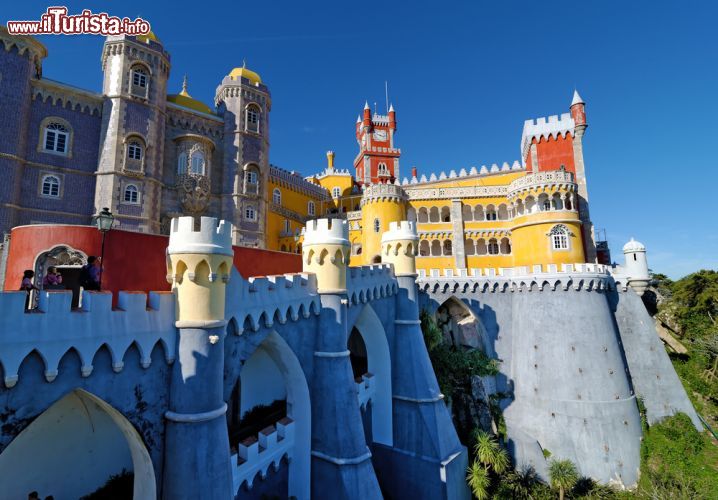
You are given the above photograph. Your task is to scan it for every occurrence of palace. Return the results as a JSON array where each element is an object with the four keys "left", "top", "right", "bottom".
[
  {"left": 0, "top": 27, "right": 606, "bottom": 276},
  {"left": 0, "top": 26, "right": 702, "bottom": 500}
]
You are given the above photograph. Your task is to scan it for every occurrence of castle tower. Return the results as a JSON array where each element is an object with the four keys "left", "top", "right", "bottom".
[
  {"left": 301, "top": 219, "right": 382, "bottom": 498},
  {"left": 360, "top": 183, "right": 408, "bottom": 265},
  {"left": 354, "top": 102, "right": 400, "bottom": 184},
  {"left": 378, "top": 220, "right": 470, "bottom": 499},
  {"left": 622, "top": 238, "right": 650, "bottom": 296},
  {"left": 97, "top": 33, "right": 170, "bottom": 233},
  {"left": 163, "top": 216, "right": 234, "bottom": 499},
  {"left": 215, "top": 64, "right": 271, "bottom": 248},
  {"left": 570, "top": 90, "right": 597, "bottom": 262}
]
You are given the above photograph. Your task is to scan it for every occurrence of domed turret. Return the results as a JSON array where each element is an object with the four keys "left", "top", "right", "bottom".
[
  {"left": 167, "top": 75, "right": 214, "bottom": 114},
  {"left": 622, "top": 237, "right": 649, "bottom": 296},
  {"left": 228, "top": 62, "right": 262, "bottom": 85}
]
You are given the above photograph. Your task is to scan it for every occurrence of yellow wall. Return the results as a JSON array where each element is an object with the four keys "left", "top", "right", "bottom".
[
  {"left": 360, "top": 199, "right": 406, "bottom": 265},
  {"left": 267, "top": 178, "right": 323, "bottom": 252},
  {"left": 511, "top": 213, "right": 584, "bottom": 267}
]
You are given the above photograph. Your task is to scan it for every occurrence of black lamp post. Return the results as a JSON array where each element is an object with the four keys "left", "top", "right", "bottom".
[{"left": 93, "top": 207, "right": 114, "bottom": 290}]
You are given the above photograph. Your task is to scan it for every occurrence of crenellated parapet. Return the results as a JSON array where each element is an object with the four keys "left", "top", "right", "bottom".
[
  {"left": 381, "top": 221, "right": 419, "bottom": 276},
  {"left": 402, "top": 161, "right": 523, "bottom": 186},
  {"left": 360, "top": 182, "right": 407, "bottom": 206},
  {"left": 0, "top": 289, "right": 176, "bottom": 388},
  {"left": 521, "top": 113, "right": 576, "bottom": 158},
  {"left": 346, "top": 264, "right": 398, "bottom": 306},
  {"left": 302, "top": 219, "right": 351, "bottom": 294},
  {"left": 417, "top": 263, "right": 612, "bottom": 294}
]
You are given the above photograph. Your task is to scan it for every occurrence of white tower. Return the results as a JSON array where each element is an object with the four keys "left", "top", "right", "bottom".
[{"left": 623, "top": 238, "right": 650, "bottom": 296}]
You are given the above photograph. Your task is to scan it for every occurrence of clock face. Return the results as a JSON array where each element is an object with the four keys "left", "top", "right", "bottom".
[{"left": 373, "top": 129, "right": 388, "bottom": 142}]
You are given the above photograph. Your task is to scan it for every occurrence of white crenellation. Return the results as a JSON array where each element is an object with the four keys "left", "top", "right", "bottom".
[
  {"left": 0, "top": 290, "right": 176, "bottom": 388},
  {"left": 521, "top": 112, "right": 576, "bottom": 158},
  {"left": 231, "top": 418, "right": 295, "bottom": 492},
  {"left": 302, "top": 218, "right": 349, "bottom": 247},
  {"left": 168, "top": 216, "right": 233, "bottom": 256}
]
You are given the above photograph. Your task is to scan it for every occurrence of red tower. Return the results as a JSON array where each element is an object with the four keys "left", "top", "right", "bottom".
[{"left": 353, "top": 102, "right": 400, "bottom": 184}]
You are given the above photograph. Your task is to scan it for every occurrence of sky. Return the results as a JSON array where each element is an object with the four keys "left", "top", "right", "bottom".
[{"left": 5, "top": 1, "right": 717, "bottom": 278}]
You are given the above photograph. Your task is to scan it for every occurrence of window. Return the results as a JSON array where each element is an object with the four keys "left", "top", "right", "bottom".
[
  {"left": 332, "top": 187, "right": 341, "bottom": 198},
  {"left": 131, "top": 67, "right": 149, "bottom": 97},
  {"left": 124, "top": 184, "right": 139, "bottom": 204},
  {"left": 542, "top": 200, "right": 551, "bottom": 211},
  {"left": 284, "top": 219, "right": 291, "bottom": 233},
  {"left": 443, "top": 239, "right": 453, "bottom": 256},
  {"left": 246, "top": 171, "right": 258, "bottom": 184},
  {"left": 272, "top": 188, "right": 282, "bottom": 206},
  {"left": 486, "top": 208, "right": 497, "bottom": 221},
  {"left": 127, "top": 141, "right": 143, "bottom": 160},
  {"left": 246, "top": 105, "right": 260, "bottom": 133},
  {"left": 190, "top": 151, "right": 205, "bottom": 175},
  {"left": 308, "top": 201, "right": 315, "bottom": 216},
  {"left": 374, "top": 218, "right": 380, "bottom": 233},
  {"left": 550, "top": 225, "right": 569, "bottom": 250},
  {"left": 177, "top": 152, "right": 188, "bottom": 174},
  {"left": 43, "top": 122, "right": 69, "bottom": 154},
  {"left": 41, "top": 175, "right": 60, "bottom": 197},
  {"left": 378, "top": 163, "right": 389, "bottom": 176},
  {"left": 245, "top": 206, "right": 256, "bottom": 221},
  {"left": 488, "top": 239, "right": 499, "bottom": 255}
]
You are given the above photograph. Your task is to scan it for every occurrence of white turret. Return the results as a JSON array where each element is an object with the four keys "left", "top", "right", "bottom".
[
  {"left": 302, "top": 219, "right": 350, "bottom": 293},
  {"left": 622, "top": 237, "right": 649, "bottom": 296}
]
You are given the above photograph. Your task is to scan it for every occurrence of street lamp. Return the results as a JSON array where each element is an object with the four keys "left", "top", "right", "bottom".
[{"left": 92, "top": 207, "right": 114, "bottom": 290}]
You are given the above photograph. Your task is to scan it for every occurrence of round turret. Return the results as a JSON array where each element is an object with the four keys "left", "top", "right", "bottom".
[
  {"left": 622, "top": 237, "right": 649, "bottom": 296},
  {"left": 167, "top": 216, "right": 234, "bottom": 326},
  {"left": 381, "top": 221, "right": 419, "bottom": 276},
  {"left": 302, "top": 218, "right": 350, "bottom": 293},
  {"left": 360, "top": 183, "right": 408, "bottom": 265}
]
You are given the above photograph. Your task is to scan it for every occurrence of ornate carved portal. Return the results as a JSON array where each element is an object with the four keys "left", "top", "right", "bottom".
[
  {"left": 177, "top": 173, "right": 210, "bottom": 214},
  {"left": 33, "top": 245, "right": 88, "bottom": 307}
]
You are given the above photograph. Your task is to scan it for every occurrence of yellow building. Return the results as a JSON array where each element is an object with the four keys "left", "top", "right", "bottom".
[{"left": 264, "top": 94, "right": 596, "bottom": 274}]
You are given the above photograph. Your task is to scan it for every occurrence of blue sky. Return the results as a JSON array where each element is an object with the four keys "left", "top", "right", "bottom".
[{"left": 6, "top": 1, "right": 717, "bottom": 278}]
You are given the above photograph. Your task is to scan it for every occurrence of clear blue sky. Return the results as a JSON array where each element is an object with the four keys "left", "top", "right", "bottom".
[{"left": 7, "top": 1, "right": 717, "bottom": 278}]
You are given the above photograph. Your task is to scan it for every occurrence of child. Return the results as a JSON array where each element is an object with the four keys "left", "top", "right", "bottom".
[
  {"left": 20, "top": 270, "right": 38, "bottom": 310},
  {"left": 43, "top": 266, "right": 64, "bottom": 289}
]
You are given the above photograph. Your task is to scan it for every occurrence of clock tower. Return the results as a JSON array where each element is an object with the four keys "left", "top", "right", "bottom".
[{"left": 353, "top": 101, "right": 400, "bottom": 185}]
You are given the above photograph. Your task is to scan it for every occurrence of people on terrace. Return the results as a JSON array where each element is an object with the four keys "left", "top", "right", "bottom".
[
  {"left": 42, "top": 266, "right": 64, "bottom": 290},
  {"left": 20, "top": 270, "right": 39, "bottom": 310},
  {"left": 79, "top": 256, "right": 101, "bottom": 291}
]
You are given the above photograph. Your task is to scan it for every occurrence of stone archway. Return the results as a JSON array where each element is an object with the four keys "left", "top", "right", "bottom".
[
  {"left": 351, "top": 304, "right": 393, "bottom": 447},
  {"left": 436, "top": 296, "right": 486, "bottom": 350},
  {"left": 0, "top": 389, "right": 156, "bottom": 499},
  {"left": 34, "top": 244, "right": 87, "bottom": 307}
]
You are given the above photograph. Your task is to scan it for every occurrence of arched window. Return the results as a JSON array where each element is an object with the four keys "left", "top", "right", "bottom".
[
  {"left": 332, "top": 187, "right": 341, "bottom": 198},
  {"left": 307, "top": 201, "right": 315, "bottom": 216},
  {"left": 177, "top": 152, "right": 188, "bottom": 174},
  {"left": 539, "top": 194, "right": 550, "bottom": 211},
  {"left": 474, "top": 205, "right": 484, "bottom": 221},
  {"left": 498, "top": 204, "right": 509, "bottom": 220},
  {"left": 190, "top": 151, "right": 205, "bottom": 175},
  {"left": 407, "top": 207, "right": 417, "bottom": 222},
  {"left": 373, "top": 218, "right": 380, "bottom": 233},
  {"left": 244, "top": 206, "right": 256, "bottom": 221},
  {"left": 419, "top": 240, "right": 430, "bottom": 256},
  {"left": 476, "top": 239, "right": 487, "bottom": 255},
  {"left": 441, "top": 206, "right": 451, "bottom": 222},
  {"left": 430, "top": 240, "right": 441, "bottom": 256},
  {"left": 488, "top": 238, "right": 499, "bottom": 255},
  {"left": 41, "top": 175, "right": 60, "bottom": 197},
  {"left": 550, "top": 225, "right": 570, "bottom": 250},
  {"left": 245, "top": 104, "right": 260, "bottom": 133},
  {"left": 500, "top": 237, "right": 511, "bottom": 254},
  {"left": 127, "top": 141, "right": 143, "bottom": 160},
  {"left": 131, "top": 66, "right": 149, "bottom": 97},
  {"left": 123, "top": 184, "right": 139, "bottom": 204},
  {"left": 485, "top": 205, "right": 497, "bottom": 221},
  {"left": 377, "top": 163, "right": 389, "bottom": 176},
  {"left": 443, "top": 239, "right": 453, "bottom": 256},
  {"left": 43, "top": 122, "right": 70, "bottom": 154},
  {"left": 462, "top": 204, "right": 473, "bottom": 222},
  {"left": 273, "top": 188, "right": 282, "bottom": 206},
  {"left": 418, "top": 207, "right": 429, "bottom": 223},
  {"left": 465, "top": 238, "right": 475, "bottom": 256},
  {"left": 429, "top": 207, "right": 439, "bottom": 223}
]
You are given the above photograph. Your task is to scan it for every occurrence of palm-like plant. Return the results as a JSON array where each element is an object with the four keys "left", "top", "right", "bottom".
[
  {"left": 473, "top": 430, "right": 510, "bottom": 474},
  {"left": 548, "top": 459, "right": 579, "bottom": 500},
  {"left": 466, "top": 461, "right": 490, "bottom": 500},
  {"left": 505, "top": 465, "right": 539, "bottom": 499}
]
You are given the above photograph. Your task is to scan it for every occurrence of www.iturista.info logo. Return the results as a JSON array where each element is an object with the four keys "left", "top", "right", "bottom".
[{"left": 7, "top": 7, "right": 151, "bottom": 36}]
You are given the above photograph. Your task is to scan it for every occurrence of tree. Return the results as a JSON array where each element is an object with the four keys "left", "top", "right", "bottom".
[
  {"left": 504, "top": 465, "right": 539, "bottom": 499},
  {"left": 473, "top": 429, "right": 509, "bottom": 474},
  {"left": 548, "top": 459, "right": 579, "bottom": 500},
  {"left": 466, "top": 461, "right": 490, "bottom": 500}
]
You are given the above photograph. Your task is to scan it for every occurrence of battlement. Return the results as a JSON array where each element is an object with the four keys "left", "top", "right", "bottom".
[
  {"left": 402, "top": 161, "right": 523, "bottom": 185},
  {"left": 347, "top": 264, "right": 398, "bottom": 306},
  {"left": 168, "top": 216, "right": 233, "bottom": 256},
  {"left": 521, "top": 112, "right": 575, "bottom": 157},
  {"left": 0, "top": 289, "right": 176, "bottom": 388},
  {"left": 271, "top": 165, "right": 331, "bottom": 200},
  {"left": 361, "top": 182, "right": 407, "bottom": 205},
  {"left": 303, "top": 218, "right": 349, "bottom": 246},
  {"left": 382, "top": 221, "right": 419, "bottom": 244},
  {"left": 507, "top": 170, "right": 577, "bottom": 198},
  {"left": 417, "top": 263, "right": 613, "bottom": 293}
]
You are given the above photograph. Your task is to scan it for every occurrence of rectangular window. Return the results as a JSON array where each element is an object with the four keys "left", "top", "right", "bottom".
[
  {"left": 133, "top": 71, "right": 147, "bottom": 87},
  {"left": 45, "top": 131, "right": 55, "bottom": 151},
  {"left": 245, "top": 207, "right": 256, "bottom": 221}
]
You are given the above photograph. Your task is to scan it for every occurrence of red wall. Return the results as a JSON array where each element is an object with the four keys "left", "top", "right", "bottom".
[
  {"left": 4, "top": 225, "right": 302, "bottom": 298},
  {"left": 534, "top": 134, "right": 576, "bottom": 173}
]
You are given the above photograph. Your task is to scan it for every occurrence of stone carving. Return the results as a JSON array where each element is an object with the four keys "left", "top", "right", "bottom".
[{"left": 177, "top": 173, "right": 210, "bottom": 214}]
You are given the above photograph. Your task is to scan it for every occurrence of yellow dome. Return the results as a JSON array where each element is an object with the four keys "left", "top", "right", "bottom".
[
  {"left": 167, "top": 76, "right": 214, "bottom": 115},
  {"left": 229, "top": 65, "right": 262, "bottom": 85},
  {"left": 136, "top": 31, "right": 160, "bottom": 44}
]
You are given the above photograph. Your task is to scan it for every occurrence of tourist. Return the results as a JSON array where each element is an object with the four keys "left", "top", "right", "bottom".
[
  {"left": 20, "top": 270, "right": 38, "bottom": 310},
  {"left": 42, "top": 266, "right": 64, "bottom": 290},
  {"left": 79, "top": 256, "right": 101, "bottom": 291}
]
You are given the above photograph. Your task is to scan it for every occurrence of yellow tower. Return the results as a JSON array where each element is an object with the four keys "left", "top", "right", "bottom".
[
  {"left": 507, "top": 170, "right": 585, "bottom": 268},
  {"left": 381, "top": 221, "right": 419, "bottom": 276},
  {"left": 302, "top": 218, "right": 351, "bottom": 293},
  {"left": 360, "top": 183, "right": 407, "bottom": 265},
  {"left": 166, "top": 216, "right": 234, "bottom": 326}
]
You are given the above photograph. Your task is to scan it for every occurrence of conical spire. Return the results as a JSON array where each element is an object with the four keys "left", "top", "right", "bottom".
[
  {"left": 179, "top": 74, "right": 190, "bottom": 96},
  {"left": 364, "top": 100, "right": 370, "bottom": 110},
  {"left": 356, "top": 115, "right": 361, "bottom": 123},
  {"left": 571, "top": 89, "right": 584, "bottom": 106},
  {"left": 389, "top": 103, "right": 394, "bottom": 112}
]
